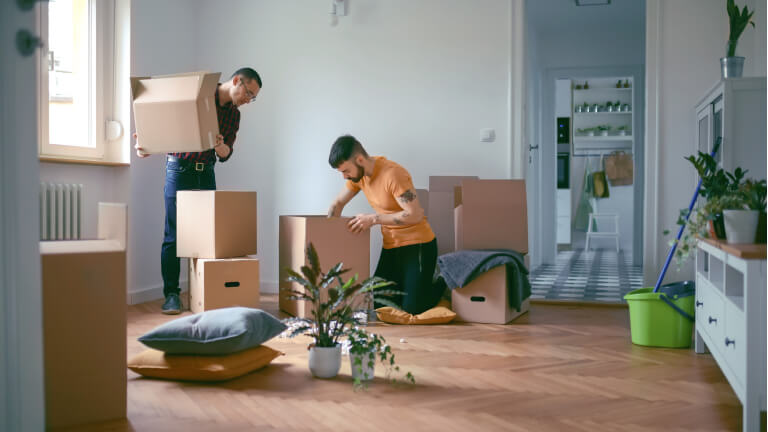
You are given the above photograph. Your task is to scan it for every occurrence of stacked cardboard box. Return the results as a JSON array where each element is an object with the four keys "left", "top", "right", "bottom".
[
  {"left": 176, "top": 190, "right": 259, "bottom": 313},
  {"left": 451, "top": 179, "right": 531, "bottom": 324},
  {"left": 428, "top": 176, "right": 478, "bottom": 255},
  {"left": 279, "top": 216, "right": 370, "bottom": 318}
]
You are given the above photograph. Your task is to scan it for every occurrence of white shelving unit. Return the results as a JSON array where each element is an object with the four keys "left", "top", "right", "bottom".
[
  {"left": 572, "top": 77, "right": 635, "bottom": 147},
  {"left": 694, "top": 238, "right": 766, "bottom": 432}
]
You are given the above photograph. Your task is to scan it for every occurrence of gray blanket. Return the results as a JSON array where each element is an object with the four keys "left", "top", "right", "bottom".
[{"left": 437, "top": 249, "right": 531, "bottom": 312}]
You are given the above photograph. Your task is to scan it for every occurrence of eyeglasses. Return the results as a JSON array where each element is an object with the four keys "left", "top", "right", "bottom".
[{"left": 239, "top": 79, "right": 258, "bottom": 103}]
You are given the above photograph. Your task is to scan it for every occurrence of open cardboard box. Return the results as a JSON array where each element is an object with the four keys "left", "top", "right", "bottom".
[
  {"left": 130, "top": 71, "right": 221, "bottom": 154},
  {"left": 427, "top": 176, "right": 479, "bottom": 254},
  {"left": 279, "top": 216, "right": 370, "bottom": 318}
]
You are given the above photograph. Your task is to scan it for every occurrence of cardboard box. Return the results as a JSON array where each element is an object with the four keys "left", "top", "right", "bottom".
[
  {"left": 454, "top": 179, "right": 528, "bottom": 253},
  {"left": 279, "top": 216, "right": 370, "bottom": 318},
  {"left": 40, "top": 243, "right": 126, "bottom": 428},
  {"left": 189, "top": 257, "right": 260, "bottom": 314},
  {"left": 451, "top": 265, "right": 530, "bottom": 324},
  {"left": 130, "top": 71, "right": 220, "bottom": 154},
  {"left": 177, "top": 191, "right": 257, "bottom": 259},
  {"left": 427, "top": 176, "right": 479, "bottom": 255}
]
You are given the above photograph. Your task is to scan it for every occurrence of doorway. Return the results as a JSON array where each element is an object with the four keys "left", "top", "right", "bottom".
[{"left": 524, "top": 0, "right": 646, "bottom": 303}]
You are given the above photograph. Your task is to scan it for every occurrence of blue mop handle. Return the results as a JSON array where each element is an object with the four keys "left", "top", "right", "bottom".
[{"left": 653, "top": 138, "right": 721, "bottom": 293}]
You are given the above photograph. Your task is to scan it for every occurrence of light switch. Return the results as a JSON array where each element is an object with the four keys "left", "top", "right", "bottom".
[{"left": 480, "top": 128, "right": 495, "bottom": 142}]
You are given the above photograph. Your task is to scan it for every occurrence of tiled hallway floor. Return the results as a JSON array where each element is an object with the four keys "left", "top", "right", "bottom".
[{"left": 529, "top": 250, "right": 643, "bottom": 303}]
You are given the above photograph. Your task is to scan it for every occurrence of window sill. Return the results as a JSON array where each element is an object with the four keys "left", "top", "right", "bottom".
[{"left": 39, "top": 156, "right": 129, "bottom": 167}]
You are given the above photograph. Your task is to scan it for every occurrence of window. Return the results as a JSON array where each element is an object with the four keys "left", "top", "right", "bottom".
[{"left": 38, "top": 0, "right": 130, "bottom": 164}]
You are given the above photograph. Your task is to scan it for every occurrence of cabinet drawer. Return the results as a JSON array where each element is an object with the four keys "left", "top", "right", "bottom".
[
  {"left": 696, "top": 279, "right": 724, "bottom": 345},
  {"left": 722, "top": 302, "right": 746, "bottom": 389}
]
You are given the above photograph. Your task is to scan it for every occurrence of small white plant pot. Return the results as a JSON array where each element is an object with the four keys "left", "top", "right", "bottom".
[
  {"left": 723, "top": 209, "right": 759, "bottom": 244},
  {"left": 618, "top": 130, "right": 627, "bottom": 136},
  {"left": 586, "top": 131, "right": 595, "bottom": 137},
  {"left": 309, "top": 345, "right": 342, "bottom": 378},
  {"left": 349, "top": 351, "right": 376, "bottom": 382},
  {"left": 600, "top": 131, "right": 609, "bottom": 137}
]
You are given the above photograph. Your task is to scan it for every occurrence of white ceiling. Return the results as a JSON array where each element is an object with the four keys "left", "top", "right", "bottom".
[{"left": 526, "top": 0, "right": 646, "bottom": 37}]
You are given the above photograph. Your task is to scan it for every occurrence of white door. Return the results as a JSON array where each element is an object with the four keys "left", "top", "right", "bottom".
[{"left": 0, "top": 1, "right": 45, "bottom": 430}]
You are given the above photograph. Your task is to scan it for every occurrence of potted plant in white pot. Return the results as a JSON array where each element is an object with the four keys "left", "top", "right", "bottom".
[
  {"left": 345, "top": 327, "right": 415, "bottom": 390},
  {"left": 596, "top": 124, "right": 611, "bottom": 137},
  {"left": 281, "top": 243, "right": 400, "bottom": 379},
  {"left": 722, "top": 0, "right": 755, "bottom": 78},
  {"left": 741, "top": 179, "right": 767, "bottom": 243}
]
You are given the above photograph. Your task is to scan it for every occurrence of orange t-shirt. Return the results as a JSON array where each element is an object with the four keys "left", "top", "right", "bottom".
[{"left": 346, "top": 157, "right": 435, "bottom": 249}]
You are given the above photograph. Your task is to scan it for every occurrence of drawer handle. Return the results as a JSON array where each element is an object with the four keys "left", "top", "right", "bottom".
[
  {"left": 708, "top": 316, "right": 717, "bottom": 324},
  {"left": 725, "top": 338, "right": 735, "bottom": 347},
  {"left": 696, "top": 300, "right": 703, "bottom": 307}
]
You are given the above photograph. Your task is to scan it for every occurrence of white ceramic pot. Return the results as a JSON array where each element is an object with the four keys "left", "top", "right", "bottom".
[
  {"left": 309, "top": 345, "right": 342, "bottom": 378},
  {"left": 723, "top": 209, "right": 759, "bottom": 244},
  {"left": 600, "top": 130, "right": 609, "bottom": 137},
  {"left": 349, "top": 351, "right": 376, "bottom": 381}
]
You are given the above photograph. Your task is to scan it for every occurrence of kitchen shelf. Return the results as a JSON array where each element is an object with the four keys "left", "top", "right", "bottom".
[
  {"left": 574, "top": 111, "right": 632, "bottom": 115},
  {"left": 574, "top": 87, "right": 632, "bottom": 92},
  {"left": 573, "top": 135, "right": 633, "bottom": 141}
]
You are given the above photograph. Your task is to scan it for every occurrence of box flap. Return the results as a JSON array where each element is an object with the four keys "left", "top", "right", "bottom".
[
  {"left": 428, "top": 176, "right": 479, "bottom": 192},
  {"left": 129, "top": 76, "right": 150, "bottom": 100}
]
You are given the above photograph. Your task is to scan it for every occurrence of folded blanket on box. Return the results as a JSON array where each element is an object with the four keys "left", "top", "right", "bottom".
[{"left": 437, "top": 249, "right": 531, "bottom": 312}]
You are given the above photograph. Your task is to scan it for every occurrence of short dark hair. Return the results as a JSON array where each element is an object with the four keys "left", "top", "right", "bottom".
[
  {"left": 231, "top": 67, "right": 262, "bottom": 89},
  {"left": 328, "top": 135, "right": 368, "bottom": 168}
]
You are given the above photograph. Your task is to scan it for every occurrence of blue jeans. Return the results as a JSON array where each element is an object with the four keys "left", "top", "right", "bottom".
[{"left": 161, "top": 158, "right": 216, "bottom": 297}]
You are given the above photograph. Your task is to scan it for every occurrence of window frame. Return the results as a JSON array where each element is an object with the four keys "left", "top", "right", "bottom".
[{"left": 37, "top": 0, "right": 129, "bottom": 165}]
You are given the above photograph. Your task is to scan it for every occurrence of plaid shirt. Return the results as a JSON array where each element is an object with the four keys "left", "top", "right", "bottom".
[{"left": 169, "top": 84, "right": 240, "bottom": 164}]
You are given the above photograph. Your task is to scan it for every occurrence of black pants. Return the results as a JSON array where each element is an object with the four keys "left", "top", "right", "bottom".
[{"left": 374, "top": 238, "right": 442, "bottom": 315}]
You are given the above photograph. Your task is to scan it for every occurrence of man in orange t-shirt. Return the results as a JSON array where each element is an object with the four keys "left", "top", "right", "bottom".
[{"left": 327, "top": 135, "right": 444, "bottom": 314}]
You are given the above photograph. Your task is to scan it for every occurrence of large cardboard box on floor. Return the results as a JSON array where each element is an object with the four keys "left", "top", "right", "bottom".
[
  {"left": 279, "top": 216, "right": 370, "bottom": 318},
  {"left": 189, "top": 257, "right": 260, "bottom": 314},
  {"left": 40, "top": 241, "right": 127, "bottom": 428},
  {"left": 454, "top": 179, "right": 528, "bottom": 253},
  {"left": 452, "top": 265, "right": 530, "bottom": 324},
  {"left": 428, "top": 176, "right": 479, "bottom": 255},
  {"left": 130, "top": 71, "right": 221, "bottom": 154},
  {"left": 177, "top": 191, "right": 257, "bottom": 259}
]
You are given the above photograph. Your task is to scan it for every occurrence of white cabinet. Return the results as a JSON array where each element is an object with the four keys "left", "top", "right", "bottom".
[
  {"left": 694, "top": 78, "right": 766, "bottom": 179},
  {"left": 572, "top": 76, "right": 634, "bottom": 151},
  {"left": 556, "top": 189, "right": 571, "bottom": 244},
  {"left": 694, "top": 239, "right": 766, "bottom": 432}
]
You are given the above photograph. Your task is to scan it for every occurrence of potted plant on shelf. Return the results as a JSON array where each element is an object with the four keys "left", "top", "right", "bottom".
[
  {"left": 596, "top": 125, "right": 611, "bottom": 137},
  {"left": 617, "top": 125, "right": 629, "bottom": 136},
  {"left": 281, "top": 243, "right": 401, "bottom": 379},
  {"left": 737, "top": 179, "right": 767, "bottom": 243},
  {"left": 345, "top": 326, "right": 415, "bottom": 390},
  {"left": 722, "top": 0, "right": 755, "bottom": 78},
  {"left": 577, "top": 127, "right": 594, "bottom": 137}
]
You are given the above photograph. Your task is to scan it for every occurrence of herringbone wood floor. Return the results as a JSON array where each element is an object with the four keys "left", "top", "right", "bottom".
[{"left": 56, "top": 295, "right": 744, "bottom": 431}]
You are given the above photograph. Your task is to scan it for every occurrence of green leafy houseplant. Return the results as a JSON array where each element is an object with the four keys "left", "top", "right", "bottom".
[
  {"left": 669, "top": 151, "right": 753, "bottom": 265},
  {"left": 345, "top": 327, "right": 415, "bottom": 390},
  {"left": 281, "top": 243, "right": 401, "bottom": 348},
  {"left": 726, "top": 0, "right": 755, "bottom": 57}
]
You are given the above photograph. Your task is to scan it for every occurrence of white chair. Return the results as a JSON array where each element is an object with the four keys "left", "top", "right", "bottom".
[{"left": 585, "top": 213, "right": 619, "bottom": 253}]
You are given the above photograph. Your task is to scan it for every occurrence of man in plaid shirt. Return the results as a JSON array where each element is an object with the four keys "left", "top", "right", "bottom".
[{"left": 134, "top": 67, "right": 262, "bottom": 314}]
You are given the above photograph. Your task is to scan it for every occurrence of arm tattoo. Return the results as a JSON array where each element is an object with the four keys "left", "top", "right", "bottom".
[
  {"left": 393, "top": 217, "right": 404, "bottom": 225},
  {"left": 397, "top": 189, "right": 416, "bottom": 203}
]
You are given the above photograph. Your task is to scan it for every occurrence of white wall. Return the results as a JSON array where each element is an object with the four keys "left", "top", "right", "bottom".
[
  {"left": 195, "top": 0, "right": 516, "bottom": 292},
  {"left": 128, "top": 0, "right": 201, "bottom": 302},
  {"left": 646, "top": 0, "right": 766, "bottom": 284}
]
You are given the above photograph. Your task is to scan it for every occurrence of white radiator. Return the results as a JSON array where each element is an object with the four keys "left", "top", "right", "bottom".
[{"left": 40, "top": 183, "right": 83, "bottom": 240}]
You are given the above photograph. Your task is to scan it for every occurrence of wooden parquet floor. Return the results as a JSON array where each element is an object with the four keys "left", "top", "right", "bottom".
[{"left": 57, "top": 295, "right": 743, "bottom": 431}]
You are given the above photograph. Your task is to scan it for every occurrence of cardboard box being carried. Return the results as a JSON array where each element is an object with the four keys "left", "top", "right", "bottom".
[
  {"left": 279, "top": 216, "right": 370, "bottom": 318},
  {"left": 41, "top": 242, "right": 126, "bottom": 428},
  {"left": 177, "top": 191, "right": 257, "bottom": 259},
  {"left": 451, "top": 265, "right": 530, "bottom": 324},
  {"left": 454, "top": 179, "right": 528, "bottom": 253},
  {"left": 189, "top": 257, "right": 260, "bottom": 314},
  {"left": 428, "top": 176, "right": 479, "bottom": 255},
  {"left": 130, "top": 71, "right": 221, "bottom": 154}
]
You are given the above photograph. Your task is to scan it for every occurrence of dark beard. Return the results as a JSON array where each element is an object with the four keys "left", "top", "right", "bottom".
[{"left": 349, "top": 162, "right": 364, "bottom": 182}]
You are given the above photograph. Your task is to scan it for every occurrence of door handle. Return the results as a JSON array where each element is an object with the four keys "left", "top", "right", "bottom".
[
  {"left": 529, "top": 145, "right": 539, "bottom": 151},
  {"left": 16, "top": 29, "right": 44, "bottom": 57}
]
